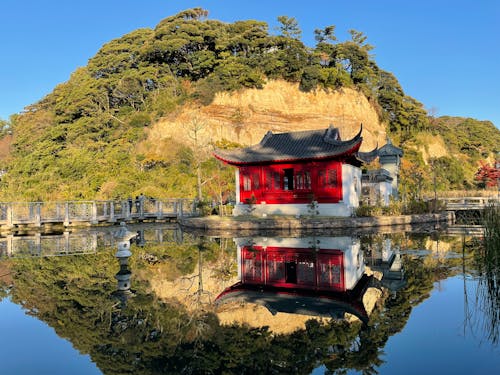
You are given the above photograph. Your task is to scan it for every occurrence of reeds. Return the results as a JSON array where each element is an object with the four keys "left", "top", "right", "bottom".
[
  {"left": 476, "top": 204, "right": 500, "bottom": 345},
  {"left": 482, "top": 204, "right": 500, "bottom": 254}
]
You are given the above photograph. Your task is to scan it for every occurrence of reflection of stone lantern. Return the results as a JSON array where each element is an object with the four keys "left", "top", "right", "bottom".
[
  {"left": 378, "top": 138, "right": 404, "bottom": 199},
  {"left": 115, "top": 259, "right": 132, "bottom": 293},
  {"left": 113, "top": 222, "right": 137, "bottom": 304}
]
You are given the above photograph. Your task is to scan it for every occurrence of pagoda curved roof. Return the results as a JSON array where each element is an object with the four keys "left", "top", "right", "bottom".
[
  {"left": 357, "top": 144, "right": 379, "bottom": 164},
  {"left": 378, "top": 138, "right": 403, "bottom": 157},
  {"left": 214, "top": 125, "right": 363, "bottom": 165},
  {"left": 215, "top": 282, "right": 369, "bottom": 323}
]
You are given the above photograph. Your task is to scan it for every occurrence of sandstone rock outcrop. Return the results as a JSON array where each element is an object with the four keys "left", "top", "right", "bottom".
[{"left": 144, "top": 80, "right": 387, "bottom": 153}]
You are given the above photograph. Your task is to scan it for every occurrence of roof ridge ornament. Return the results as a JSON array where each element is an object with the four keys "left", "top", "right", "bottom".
[
  {"left": 323, "top": 124, "right": 341, "bottom": 144},
  {"left": 331, "top": 123, "right": 363, "bottom": 144},
  {"left": 379, "top": 136, "right": 403, "bottom": 157},
  {"left": 354, "top": 123, "right": 363, "bottom": 140},
  {"left": 260, "top": 130, "right": 273, "bottom": 145}
]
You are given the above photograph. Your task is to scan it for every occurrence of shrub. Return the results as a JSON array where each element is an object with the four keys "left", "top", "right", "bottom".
[
  {"left": 129, "top": 112, "right": 151, "bottom": 128},
  {"left": 355, "top": 204, "right": 383, "bottom": 217},
  {"left": 402, "top": 199, "right": 446, "bottom": 214},
  {"left": 382, "top": 200, "right": 403, "bottom": 215},
  {"left": 356, "top": 200, "right": 402, "bottom": 217}
]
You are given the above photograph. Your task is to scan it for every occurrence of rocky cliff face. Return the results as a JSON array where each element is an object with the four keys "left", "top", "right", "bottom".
[{"left": 144, "top": 80, "right": 387, "bottom": 152}]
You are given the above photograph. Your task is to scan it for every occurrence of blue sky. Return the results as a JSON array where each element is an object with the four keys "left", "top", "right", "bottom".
[{"left": 1, "top": 0, "right": 499, "bottom": 128}]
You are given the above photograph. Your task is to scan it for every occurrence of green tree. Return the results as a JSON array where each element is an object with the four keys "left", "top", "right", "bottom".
[
  {"left": 432, "top": 156, "right": 466, "bottom": 190},
  {"left": 314, "top": 25, "right": 337, "bottom": 44},
  {"left": 276, "top": 15, "right": 302, "bottom": 40},
  {"left": 2, "top": 8, "right": 499, "bottom": 200}
]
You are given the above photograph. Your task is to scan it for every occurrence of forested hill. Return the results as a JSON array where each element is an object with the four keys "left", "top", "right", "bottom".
[{"left": 0, "top": 8, "right": 498, "bottom": 201}]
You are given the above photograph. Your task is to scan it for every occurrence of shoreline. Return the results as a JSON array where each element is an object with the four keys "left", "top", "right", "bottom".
[
  {"left": 179, "top": 211, "right": 454, "bottom": 234},
  {"left": 0, "top": 212, "right": 455, "bottom": 236}
]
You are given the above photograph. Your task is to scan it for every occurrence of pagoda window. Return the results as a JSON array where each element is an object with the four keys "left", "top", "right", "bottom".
[
  {"left": 267, "top": 253, "right": 286, "bottom": 282},
  {"left": 318, "top": 168, "right": 338, "bottom": 188},
  {"left": 318, "top": 170, "right": 326, "bottom": 187},
  {"left": 328, "top": 169, "right": 338, "bottom": 188},
  {"left": 264, "top": 170, "right": 272, "bottom": 190},
  {"left": 297, "top": 259, "right": 315, "bottom": 285},
  {"left": 283, "top": 168, "right": 294, "bottom": 190},
  {"left": 295, "top": 170, "right": 311, "bottom": 190},
  {"left": 296, "top": 172, "right": 304, "bottom": 189},
  {"left": 252, "top": 172, "right": 260, "bottom": 190},
  {"left": 242, "top": 174, "right": 251, "bottom": 191},
  {"left": 273, "top": 172, "right": 281, "bottom": 190},
  {"left": 242, "top": 249, "right": 263, "bottom": 283},
  {"left": 319, "top": 262, "right": 342, "bottom": 287},
  {"left": 264, "top": 169, "right": 281, "bottom": 191}
]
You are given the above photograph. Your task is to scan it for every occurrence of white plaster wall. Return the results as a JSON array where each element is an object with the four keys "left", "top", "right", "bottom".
[
  {"left": 380, "top": 163, "right": 399, "bottom": 197},
  {"left": 232, "top": 202, "right": 353, "bottom": 217},
  {"left": 235, "top": 169, "right": 240, "bottom": 204},
  {"left": 342, "top": 164, "right": 362, "bottom": 209},
  {"left": 342, "top": 238, "right": 365, "bottom": 290},
  {"left": 363, "top": 181, "right": 393, "bottom": 206},
  {"left": 382, "top": 238, "right": 392, "bottom": 262},
  {"left": 380, "top": 181, "right": 392, "bottom": 205},
  {"left": 241, "top": 236, "right": 355, "bottom": 250}
]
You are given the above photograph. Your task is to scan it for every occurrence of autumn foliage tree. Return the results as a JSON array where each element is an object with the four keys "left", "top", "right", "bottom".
[{"left": 475, "top": 160, "right": 500, "bottom": 188}]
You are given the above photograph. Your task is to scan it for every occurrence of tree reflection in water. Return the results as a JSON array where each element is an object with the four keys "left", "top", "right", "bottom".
[{"left": 0, "top": 226, "right": 497, "bottom": 374}]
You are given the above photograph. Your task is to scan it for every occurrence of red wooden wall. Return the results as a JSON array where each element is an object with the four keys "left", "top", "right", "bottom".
[
  {"left": 241, "top": 246, "right": 345, "bottom": 292},
  {"left": 238, "top": 160, "right": 343, "bottom": 204}
]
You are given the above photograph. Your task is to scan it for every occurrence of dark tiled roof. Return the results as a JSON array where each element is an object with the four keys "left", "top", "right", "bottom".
[
  {"left": 378, "top": 138, "right": 403, "bottom": 157},
  {"left": 357, "top": 145, "right": 379, "bottom": 163},
  {"left": 214, "top": 125, "right": 363, "bottom": 165}
]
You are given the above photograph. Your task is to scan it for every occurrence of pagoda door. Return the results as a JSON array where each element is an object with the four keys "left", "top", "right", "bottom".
[{"left": 315, "top": 163, "right": 342, "bottom": 203}]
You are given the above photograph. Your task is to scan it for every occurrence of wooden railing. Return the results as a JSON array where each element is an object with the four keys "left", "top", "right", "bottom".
[
  {"left": 440, "top": 196, "right": 499, "bottom": 211},
  {"left": 0, "top": 198, "right": 198, "bottom": 229},
  {"left": 445, "top": 224, "right": 485, "bottom": 236},
  {"left": 0, "top": 231, "right": 101, "bottom": 258}
]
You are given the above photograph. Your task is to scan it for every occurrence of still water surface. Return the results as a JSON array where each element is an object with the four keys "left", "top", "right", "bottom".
[{"left": 0, "top": 224, "right": 498, "bottom": 374}]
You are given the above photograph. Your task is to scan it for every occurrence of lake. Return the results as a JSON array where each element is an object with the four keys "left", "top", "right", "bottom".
[{"left": 0, "top": 223, "right": 498, "bottom": 374}]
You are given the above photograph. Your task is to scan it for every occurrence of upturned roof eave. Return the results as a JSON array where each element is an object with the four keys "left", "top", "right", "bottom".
[{"left": 213, "top": 141, "right": 362, "bottom": 166}]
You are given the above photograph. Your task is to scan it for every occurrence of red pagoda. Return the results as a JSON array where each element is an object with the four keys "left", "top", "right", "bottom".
[{"left": 214, "top": 125, "right": 368, "bottom": 217}]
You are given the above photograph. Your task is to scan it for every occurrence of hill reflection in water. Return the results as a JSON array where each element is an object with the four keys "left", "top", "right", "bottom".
[{"left": 0, "top": 224, "right": 498, "bottom": 375}]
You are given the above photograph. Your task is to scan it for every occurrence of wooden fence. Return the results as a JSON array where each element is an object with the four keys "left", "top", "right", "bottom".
[
  {"left": 0, "top": 198, "right": 198, "bottom": 229},
  {"left": 0, "top": 225, "right": 189, "bottom": 258},
  {"left": 440, "top": 196, "right": 499, "bottom": 211}
]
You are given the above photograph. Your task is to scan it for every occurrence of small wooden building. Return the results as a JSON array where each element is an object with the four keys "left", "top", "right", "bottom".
[{"left": 214, "top": 125, "right": 367, "bottom": 217}]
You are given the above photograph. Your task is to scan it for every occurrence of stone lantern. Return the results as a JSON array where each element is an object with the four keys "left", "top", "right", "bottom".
[
  {"left": 114, "top": 222, "right": 137, "bottom": 258},
  {"left": 378, "top": 138, "right": 404, "bottom": 199}
]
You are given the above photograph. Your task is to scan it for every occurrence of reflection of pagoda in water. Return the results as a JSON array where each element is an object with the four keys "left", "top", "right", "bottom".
[
  {"left": 363, "top": 237, "right": 406, "bottom": 292},
  {"left": 216, "top": 236, "right": 375, "bottom": 324}
]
